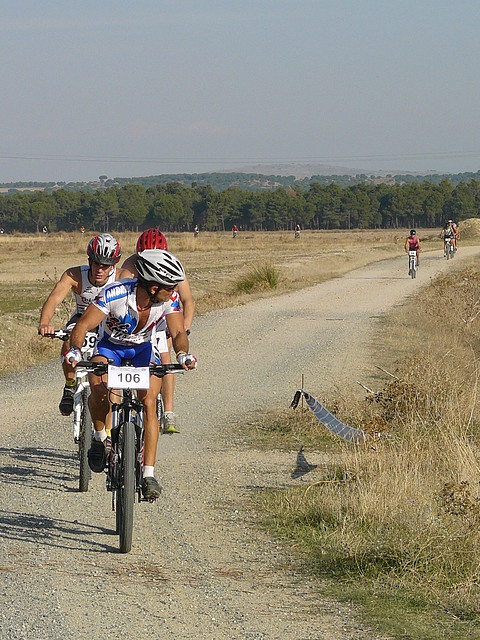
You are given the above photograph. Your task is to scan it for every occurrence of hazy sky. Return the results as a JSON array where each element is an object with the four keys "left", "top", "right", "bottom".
[{"left": 2, "top": 0, "right": 480, "bottom": 182}]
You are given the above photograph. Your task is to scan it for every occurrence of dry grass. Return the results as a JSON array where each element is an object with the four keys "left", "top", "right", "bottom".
[
  {"left": 253, "top": 261, "right": 480, "bottom": 635},
  {"left": 0, "top": 227, "right": 441, "bottom": 375}
]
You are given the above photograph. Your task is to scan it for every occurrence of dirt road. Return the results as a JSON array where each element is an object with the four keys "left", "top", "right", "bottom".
[{"left": 1, "top": 247, "right": 479, "bottom": 640}]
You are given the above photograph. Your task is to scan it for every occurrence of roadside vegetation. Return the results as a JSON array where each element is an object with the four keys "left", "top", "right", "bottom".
[
  {"left": 3, "top": 174, "right": 480, "bottom": 234},
  {"left": 0, "top": 227, "right": 441, "bottom": 376},
  {"left": 248, "top": 262, "right": 480, "bottom": 638}
]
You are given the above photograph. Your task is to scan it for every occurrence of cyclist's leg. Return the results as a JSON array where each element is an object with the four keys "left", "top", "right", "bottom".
[
  {"left": 161, "top": 336, "right": 180, "bottom": 433},
  {"left": 139, "top": 375, "right": 162, "bottom": 467},
  {"left": 59, "top": 341, "right": 77, "bottom": 415},
  {"left": 160, "top": 344, "right": 174, "bottom": 413},
  {"left": 59, "top": 315, "right": 80, "bottom": 415},
  {"left": 88, "top": 355, "right": 111, "bottom": 433},
  {"left": 85, "top": 354, "right": 111, "bottom": 471},
  {"left": 87, "top": 338, "right": 121, "bottom": 471},
  {"left": 138, "top": 374, "right": 163, "bottom": 499},
  {"left": 131, "top": 341, "right": 161, "bottom": 467},
  {"left": 155, "top": 330, "right": 179, "bottom": 433}
]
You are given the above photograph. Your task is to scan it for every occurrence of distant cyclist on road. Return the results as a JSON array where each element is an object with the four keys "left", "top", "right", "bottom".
[
  {"left": 65, "top": 249, "right": 197, "bottom": 501},
  {"left": 38, "top": 233, "right": 124, "bottom": 416},
  {"left": 441, "top": 221, "right": 455, "bottom": 257},
  {"left": 450, "top": 220, "right": 459, "bottom": 252},
  {"left": 404, "top": 229, "right": 420, "bottom": 273}
]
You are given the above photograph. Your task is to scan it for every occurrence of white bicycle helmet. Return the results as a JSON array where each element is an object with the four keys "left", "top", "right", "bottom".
[
  {"left": 87, "top": 233, "right": 122, "bottom": 265},
  {"left": 136, "top": 249, "right": 185, "bottom": 287}
]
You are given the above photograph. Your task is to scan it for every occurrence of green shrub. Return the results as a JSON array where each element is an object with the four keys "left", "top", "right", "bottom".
[{"left": 235, "top": 260, "right": 281, "bottom": 292}]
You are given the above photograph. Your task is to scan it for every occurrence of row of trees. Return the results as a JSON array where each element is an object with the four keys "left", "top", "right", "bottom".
[{"left": 1, "top": 179, "right": 480, "bottom": 233}]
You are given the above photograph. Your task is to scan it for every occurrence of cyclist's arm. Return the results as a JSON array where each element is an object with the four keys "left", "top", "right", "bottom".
[
  {"left": 166, "top": 311, "right": 189, "bottom": 357},
  {"left": 69, "top": 303, "right": 106, "bottom": 353},
  {"left": 178, "top": 277, "right": 195, "bottom": 333},
  {"left": 38, "top": 267, "right": 80, "bottom": 335}
]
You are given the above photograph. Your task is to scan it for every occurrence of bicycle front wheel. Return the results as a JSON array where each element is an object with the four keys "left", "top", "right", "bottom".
[
  {"left": 117, "top": 422, "right": 135, "bottom": 553},
  {"left": 78, "top": 388, "right": 92, "bottom": 492}
]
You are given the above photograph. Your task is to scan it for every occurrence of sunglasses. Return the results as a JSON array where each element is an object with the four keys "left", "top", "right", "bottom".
[{"left": 159, "top": 284, "right": 176, "bottom": 292}]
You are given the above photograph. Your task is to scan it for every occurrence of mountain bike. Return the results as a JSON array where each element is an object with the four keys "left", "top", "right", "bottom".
[
  {"left": 75, "top": 359, "right": 184, "bottom": 553},
  {"left": 50, "top": 329, "right": 97, "bottom": 492},
  {"left": 444, "top": 237, "right": 454, "bottom": 260},
  {"left": 408, "top": 250, "right": 418, "bottom": 279}
]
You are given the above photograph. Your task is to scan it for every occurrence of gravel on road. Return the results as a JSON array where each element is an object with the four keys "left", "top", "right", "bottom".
[{"left": 1, "top": 247, "right": 478, "bottom": 640}]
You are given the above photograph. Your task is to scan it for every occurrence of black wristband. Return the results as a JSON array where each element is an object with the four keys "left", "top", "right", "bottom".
[{"left": 186, "top": 329, "right": 190, "bottom": 336}]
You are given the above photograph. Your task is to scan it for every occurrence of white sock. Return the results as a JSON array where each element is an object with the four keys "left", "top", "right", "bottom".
[
  {"left": 143, "top": 465, "right": 154, "bottom": 478},
  {"left": 94, "top": 428, "right": 107, "bottom": 442}
]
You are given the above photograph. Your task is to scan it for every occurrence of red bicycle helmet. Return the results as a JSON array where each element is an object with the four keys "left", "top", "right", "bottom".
[{"left": 136, "top": 228, "right": 168, "bottom": 253}]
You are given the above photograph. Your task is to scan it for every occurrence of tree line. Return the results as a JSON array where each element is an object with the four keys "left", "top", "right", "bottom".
[{"left": 1, "top": 178, "right": 480, "bottom": 233}]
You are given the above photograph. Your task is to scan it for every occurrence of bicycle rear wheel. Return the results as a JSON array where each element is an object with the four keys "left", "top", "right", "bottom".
[
  {"left": 117, "top": 422, "right": 135, "bottom": 553},
  {"left": 78, "top": 388, "right": 92, "bottom": 492}
]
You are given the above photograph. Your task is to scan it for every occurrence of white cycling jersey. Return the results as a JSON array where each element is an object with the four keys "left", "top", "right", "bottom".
[
  {"left": 93, "top": 278, "right": 181, "bottom": 345},
  {"left": 73, "top": 265, "right": 117, "bottom": 315}
]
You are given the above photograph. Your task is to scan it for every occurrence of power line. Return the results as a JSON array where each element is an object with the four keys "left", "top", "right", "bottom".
[{"left": 1, "top": 150, "right": 480, "bottom": 165}]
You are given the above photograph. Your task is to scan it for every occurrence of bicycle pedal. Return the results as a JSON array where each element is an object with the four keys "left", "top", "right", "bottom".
[{"left": 140, "top": 495, "right": 159, "bottom": 503}]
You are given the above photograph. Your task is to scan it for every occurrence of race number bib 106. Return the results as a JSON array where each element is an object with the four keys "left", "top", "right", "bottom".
[{"left": 107, "top": 365, "right": 150, "bottom": 389}]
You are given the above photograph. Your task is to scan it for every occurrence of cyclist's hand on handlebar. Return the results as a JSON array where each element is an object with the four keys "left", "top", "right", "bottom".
[
  {"left": 38, "top": 323, "right": 56, "bottom": 337},
  {"left": 64, "top": 347, "right": 82, "bottom": 366},
  {"left": 176, "top": 351, "right": 197, "bottom": 370}
]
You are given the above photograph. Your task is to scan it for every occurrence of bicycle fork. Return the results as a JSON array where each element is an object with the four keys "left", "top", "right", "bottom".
[{"left": 73, "top": 379, "right": 89, "bottom": 443}]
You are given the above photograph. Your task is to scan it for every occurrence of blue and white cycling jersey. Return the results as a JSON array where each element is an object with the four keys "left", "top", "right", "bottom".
[{"left": 92, "top": 278, "right": 181, "bottom": 346}]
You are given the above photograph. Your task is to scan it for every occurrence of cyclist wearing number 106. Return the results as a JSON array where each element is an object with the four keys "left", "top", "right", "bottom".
[{"left": 66, "top": 249, "right": 197, "bottom": 501}]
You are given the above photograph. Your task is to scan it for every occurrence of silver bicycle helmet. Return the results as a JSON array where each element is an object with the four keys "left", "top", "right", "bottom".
[
  {"left": 136, "top": 249, "right": 185, "bottom": 286},
  {"left": 87, "top": 233, "right": 122, "bottom": 265}
]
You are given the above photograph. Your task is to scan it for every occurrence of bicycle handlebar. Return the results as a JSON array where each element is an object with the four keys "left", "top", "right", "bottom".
[
  {"left": 76, "top": 361, "right": 185, "bottom": 378},
  {"left": 45, "top": 329, "right": 70, "bottom": 341}
]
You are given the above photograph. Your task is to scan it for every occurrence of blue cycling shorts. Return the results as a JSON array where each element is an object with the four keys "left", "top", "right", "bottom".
[{"left": 95, "top": 337, "right": 158, "bottom": 366}]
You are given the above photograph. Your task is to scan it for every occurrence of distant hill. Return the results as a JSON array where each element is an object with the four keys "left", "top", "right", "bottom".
[
  {"left": 2, "top": 166, "right": 480, "bottom": 194},
  {"left": 224, "top": 163, "right": 365, "bottom": 178}
]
